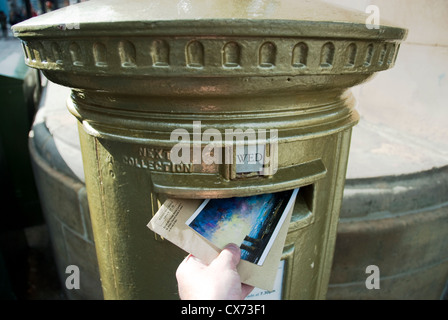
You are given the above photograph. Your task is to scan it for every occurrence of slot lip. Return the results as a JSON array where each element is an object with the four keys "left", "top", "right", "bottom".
[
  {"left": 289, "top": 192, "right": 315, "bottom": 232},
  {"left": 151, "top": 158, "right": 326, "bottom": 199}
]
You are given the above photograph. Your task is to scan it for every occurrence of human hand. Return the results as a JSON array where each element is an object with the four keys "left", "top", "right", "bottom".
[{"left": 176, "top": 243, "right": 254, "bottom": 300}]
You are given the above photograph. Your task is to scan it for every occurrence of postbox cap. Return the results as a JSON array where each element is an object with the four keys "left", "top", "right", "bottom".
[
  {"left": 12, "top": 0, "right": 407, "bottom": 95},
  {"left": 12, "top": 0, "right": 406, "bottom": 40}
]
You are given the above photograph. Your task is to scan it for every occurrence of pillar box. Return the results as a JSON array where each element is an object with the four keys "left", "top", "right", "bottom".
[{"left": 12, "top": 0, "right": 406, "bottom": 299}]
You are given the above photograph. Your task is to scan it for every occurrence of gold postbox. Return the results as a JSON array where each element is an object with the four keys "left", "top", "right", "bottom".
[{"left": 13, "top": 0, "right": 406, "bottom": 299}]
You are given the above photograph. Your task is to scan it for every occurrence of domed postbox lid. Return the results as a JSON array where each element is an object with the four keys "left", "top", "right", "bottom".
[
  {"left": 12, "top": 0, "right": 407, "bottom": 94},
  {"left": 13, "top": 0, "right": 405, "bottom": 38}
]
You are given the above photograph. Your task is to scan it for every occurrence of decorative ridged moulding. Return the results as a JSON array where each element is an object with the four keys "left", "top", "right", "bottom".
[{"left": 20, "top": 37, "right": 399, "bottom": 76}]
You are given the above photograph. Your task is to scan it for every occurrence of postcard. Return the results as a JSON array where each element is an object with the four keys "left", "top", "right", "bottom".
[
  {"left": 147, "top": 189, "right": 299, "bottom": 290},
  {"left": 185, "top": 189, "right": 299, "bottom": 266}
]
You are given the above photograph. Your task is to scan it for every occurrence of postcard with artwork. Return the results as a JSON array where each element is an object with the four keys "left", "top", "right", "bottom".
[
  {"left": 147, "top": 189, "right": 299, "bottom": 290},
  {"left": 185, "top": 188, "right": 299, "bottom": 266}
]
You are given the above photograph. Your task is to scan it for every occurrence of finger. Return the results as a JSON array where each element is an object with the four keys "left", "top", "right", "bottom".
[
  {"left": 176, "top": 254, "right": 205, "bottom": 279},
  {"left": 185, "top": 254, "right": 203, "bottom": 264},
  {"left": 212, "top": 243, "right": 241, "bottom": 269},
  {"left": 175, "top": 255, "right": 190, "bottom": 281}
]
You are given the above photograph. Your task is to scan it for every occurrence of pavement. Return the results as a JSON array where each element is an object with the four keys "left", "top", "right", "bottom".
[
  {"left": 16, "top": 225, "right": 66, "bottom": 300},
  {"left": 346, "top": 41, "right": 448, "bottom": 179}
]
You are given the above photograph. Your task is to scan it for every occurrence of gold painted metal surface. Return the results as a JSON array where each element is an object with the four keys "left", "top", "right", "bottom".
[{"left": 13, "top": 0, "right": 406, "bottom": 299}]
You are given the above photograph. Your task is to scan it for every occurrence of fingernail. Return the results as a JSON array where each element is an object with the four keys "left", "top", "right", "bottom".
[{"left": 224, "top": 243, "right": 240, "bottom": 254}]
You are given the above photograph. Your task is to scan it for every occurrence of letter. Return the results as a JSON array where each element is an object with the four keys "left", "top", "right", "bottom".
[
  {"left": 181, "top": 307, "right": 187, "bottom": 315},
  {"left": 254, "top": 305, "right": 262, "bottom": 314},
  {"left": 202, "top": 128, "right": 222, "bottom": 165},
  {"left": 224, "top": 129, "right": 234, "bottom": 165},
  {"left": 247, "top": 145, "right": 258, "bottom": 164},
  {"left": 190, "top": 306, "right": 197, "bottom": 314},
  {"left": 233, "top": 128, "right": 256, "bottom": 145},
  {"left": 65, "top": 265, "right": 80, "bottom": 289},
  {"left": 236, "top": 153, "right": 247, "bottom": 163},
  {"left": 170, "top": 128, "right": 190, "bottom": 164},
  {"left": 71, "top": 7, "right": 81, "bottom": 30},
  {"left": 192, "top": 121, "right": 202, "bottom": 164},
  {"left": 163, "top": 161, "right": 172, "bottom": 172},
  {"left": 226, "top": 128, "right": 256, "bottom": 167},
  {"left": 249, "top": 153, "right": 256, "bottom": 163},
  {"left": 156, "top": 149, "right": 165, "bottom": 159},
  {"left": 234, "top": 305, "right": 242, "bottom": 314},
  {"left": 365, "top": 265, "right": 380, "bottom": 289},
  {"left": 225, "top": 305, "right": 233, "bottom": 314},
  {"left": 209, "top": 307, "right": 215, "bottom": 318},
  {"left": 184, "top": 163, "right": 192, "bottom": 173},
  {"left": 365, "top": 5, "right": 380, "bottom": 30},
  {"left": 67, "top": 22, "right": 80, "bottom": 30}
]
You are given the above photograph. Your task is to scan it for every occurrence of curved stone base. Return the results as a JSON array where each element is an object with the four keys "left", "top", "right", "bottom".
[
  {"left": 29, "top": 83, "right": 102, "bottom": 300},
  {"left": 328, "top": 167, "right": 448, "bottom": 300}
]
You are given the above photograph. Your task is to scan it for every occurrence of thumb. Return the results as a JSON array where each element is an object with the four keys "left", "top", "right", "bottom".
[{"left": 212, "top": 243, "right": 241, "bottom": 270}]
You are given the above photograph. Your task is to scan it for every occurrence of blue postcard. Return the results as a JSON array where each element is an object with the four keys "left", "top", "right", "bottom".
[{"left": 185, "top": 188, "right": 299, "bottom": 265}]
